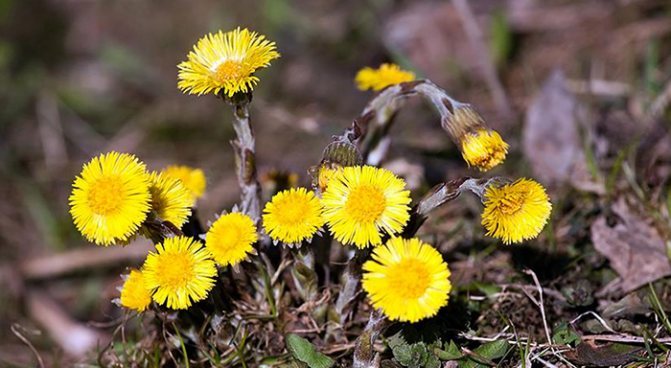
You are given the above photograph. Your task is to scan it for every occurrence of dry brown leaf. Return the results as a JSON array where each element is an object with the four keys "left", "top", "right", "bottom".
[
  {"left": 565, "top": 340, "right": 643, "bottom": 367},
  {"left": 523, "top": 70, "right": 603, "bottom": 193},
  {"left": 591, "top": 197, "right": 671, "bottom": 294}
]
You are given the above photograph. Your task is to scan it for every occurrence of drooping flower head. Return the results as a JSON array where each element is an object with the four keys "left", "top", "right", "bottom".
[
  {"left": 322, "top": 166, "right": 411, "bottom": 248},
  {"left": 142, "top": 236, "right": 217, "bottom": 310},
  {"left": 69, "top": 152, "right": 151, "bottom": 246},
  {"left": 263, "top": 187, "right": 324, "bottom": 246},
  {"left": 481, "top": 178, "right": 552, "bottom": 244},
  {"left": 161, "top": 165, "right": 207, "bottom": 201},
  {"left": 460, "top": 129, "right": 509, "bottom": 171},
  {"left": 178, "top": 27, "right": 280, "bottom": 97},
  {"left": 205, "top": 212, "right": 257, "bottom": 266},
  {"left": 119, "top": 269, "right": 152, "bottom": 312},
  {"left": 147, "top": 172, "right": 194, "bottom": 229},
  {"left": 355, "top": 63, "right": 416, "bottom": 91},
  {"left": 362, "top": 237, "right": 451, "bottom": 322}
]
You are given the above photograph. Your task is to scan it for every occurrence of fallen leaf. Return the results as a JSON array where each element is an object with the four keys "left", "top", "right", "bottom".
[
  {"left": 591, "top": 197, "right": 671, "bottom": 294},
  {"left": 523, "top": 70, "right": 603, "bottom": 193},
  {"left": 564, "top": 341, "right": 643, "bottom": 367}
]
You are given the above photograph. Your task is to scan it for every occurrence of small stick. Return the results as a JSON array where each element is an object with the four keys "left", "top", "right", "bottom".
[{"left": 18, "top": 241, "right": 153, "bottom": 280}]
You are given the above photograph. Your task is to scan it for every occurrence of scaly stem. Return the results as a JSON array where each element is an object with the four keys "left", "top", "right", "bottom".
[
  {"left": 335, "top": 247, "right": 371, "bottom": 325},
  {"left": 227, "top": 93, "right": 262, "bottom": 223},
  {"left": 352, "top": 309, "right": 387, "bottom": 368}
]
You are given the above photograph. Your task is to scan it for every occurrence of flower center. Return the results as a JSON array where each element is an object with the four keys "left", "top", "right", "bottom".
[
  {"left": 345, "top": 185, "right": 386, "bottom": 223},
  {"left": 213, "top": 60, "right": 245, "bottom": 83},
  {"left": 386, "top": 259, "right": 431, "bottom": 299},
  {"left": 217, "top": 226, "right": 242, "bottom": 251},
  {"left": 279, "top": 196, "right": 311, "bottom": 225},
  {"left": 156, "top": 252, "right": 195, "bottom": 289},
  {"left": 496, "top": 191, "right": 526, "bottom": 215},
  {"left": 87, "top": 177, "right": 124, "bottom": 215}
]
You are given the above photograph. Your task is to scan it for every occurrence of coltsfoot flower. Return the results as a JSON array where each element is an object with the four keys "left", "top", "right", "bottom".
[
  {"left": 161, "top": 165, "right": 206, "bottom": 201},
  {"left": 362, "top": 237, "right": 451, "bottom": 322},
  {"left": 205, "top": 212, "right": 257, "bottom": 266},
  {"left": 178, "top": 27, "right": 280, "bottom": 97},
  {"left": 355, "top": 63, "right": 416, "bottom": 91},
  {"left": 147, "top": 172, "right": 194, "bottom": 229},
  {"left": 119, "top": 269, "right": 152, "bottom": 312},
  {"left": 322, "top": 166, "right": 411, "bottom": 248},
  {"left": 460, "top": 129, "right": 509, "bottom": 171},
  {"left": 69, "top": 152, "right": 151, "bottom": 246},
  {"left": 263, "top": 187, "right": 324, "bottom": 246},
  {"left": 481, "top": 178, "right": 552, "bottom": 244},
  {"left": 142, "top": 236, "right": 217, "bottom": 310}
]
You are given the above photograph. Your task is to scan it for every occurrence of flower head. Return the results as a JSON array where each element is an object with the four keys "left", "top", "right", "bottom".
[
  {"left": 119, "top": 269, "right": 152, "bottom": 312},
  {"left": 161, "top": 165, "right": 207, "bottom": 200},
  {"left": 355, "top": 63, "right": 416, "bottom": 91},
  {"left": 362, "top": 237, "right": 451, "bottom": 322},
  {"left": 317, "top": 166, "right": 341, "bottom": 193},
  {"left": 148, "top": 172, "right": 194, "bottom": 229},
  {"left": 263, "top": 188, "right": 324, "bottom": 246},
  {"left": 142, "top": 236, "right": 217, "bottom": 309},
  {"left": 322, "top": 166, "right": 411, "bottom": 248},
  {"left": 481, "top": 178, "right": 552, "bottom": 244},
  {"left": 205, "top": 212, "right": 257, "bottom": 266},
  {"left": 178, "top": 27, "right": 280, "bottom": 97},
  {"left": 460, "top": 129, "right": 509, "bottom": 171},
  {"left": 69, "top": 152, "right": 151, "bottom": 246}
]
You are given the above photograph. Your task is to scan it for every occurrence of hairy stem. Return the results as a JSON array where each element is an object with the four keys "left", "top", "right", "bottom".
[{"left": 228, "top": 94, "right": 262, "bottom": 222}]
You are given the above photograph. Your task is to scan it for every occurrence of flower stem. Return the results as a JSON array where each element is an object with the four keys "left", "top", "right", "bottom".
[{"left": 227, "top": 93, "right": 262, "bottom": 223}]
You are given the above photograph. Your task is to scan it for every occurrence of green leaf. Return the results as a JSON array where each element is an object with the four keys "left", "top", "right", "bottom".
[
  {"left": 460, "top": 340, "right": 509, "bottom": 368},
  {"left": 434, "top": 340, "right": 462, "bottom": 360},
  {"left": 285, "top": 334, "right": 334, "bottom": 368},
  {"left": 553, "top": 322, "right": 581, "bottom": 346}
]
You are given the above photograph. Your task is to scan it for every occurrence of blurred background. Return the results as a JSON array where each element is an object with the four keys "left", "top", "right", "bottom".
[{"left": 1, "top": 0, "right": 670, "bottom": 365}]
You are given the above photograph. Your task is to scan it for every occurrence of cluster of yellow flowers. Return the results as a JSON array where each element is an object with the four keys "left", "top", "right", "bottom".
[{"left": 68, "top": 28, "right": 553, "bottom": 324}]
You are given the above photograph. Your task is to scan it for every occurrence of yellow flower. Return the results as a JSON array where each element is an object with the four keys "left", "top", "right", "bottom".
[
  {"left": 263, "top": 188, "right": 324, "bottom": 246},
  {"left": 206, "top": 212, "right": 257, "bottom": 266},
  {"left": 119, "top": 269, "right": 152, "bottom": 312},
  {"left": 161, "top": 165, "right": 207, "bottom": 200},
  {"left": 69, "top": 152, "right": 151, "bottom": 246},
  {"left": 460, "top": 129, "right": 509, "bottom": 171},
  {"left": 148, "top": 172, "right": 194, "bottom": 229},
  {"left": 481, "top": 178, "right": 552, "bottom": 244},
  {"left": 142, "top": 236, "right": 216, "bottom": 310},
  {"left": 355, "top": 63, "right": 416, "bottom": 91},
  {"left": 322, "top": 166, "right": 411, "bottom": 248},
  {"left": 317, "top": 166, "right": 341, "bottom": 193},
  {"left": 362, "top": 237, "right": 451, "bottom": 323},
  {"left": 178, "top": 27, "right": 280, "bottom": 97}
]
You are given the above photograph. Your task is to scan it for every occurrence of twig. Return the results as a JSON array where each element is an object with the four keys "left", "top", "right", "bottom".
[
  {"left": 11, "top": 324, "right": 45, "bottom": 368},
  {"left": 452, "top": 0, "right": 512, "bottom": 118},
  {"left": 26, "top": 290, "right": 106, "bottom": 356},
  {"left": 18, "top": 241, "right": 153, "bottom": 280},
  {"left": 522, "top": 269, "right": 553, "bottom": 347},
  {"left": 581, "top": 334, "right": 671, "bottom": 344},
  {"left": 570, "top": 311, "right": 617, "bottom": 334}
]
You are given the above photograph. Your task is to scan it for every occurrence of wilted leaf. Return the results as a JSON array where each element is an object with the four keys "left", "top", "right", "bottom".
[
  {"left": 285, "top": 334, "right": 335, "bottom": 368},
  {"left": 591, "top": 197, "right": 671, "bottom": 294},
  {"left": 564, "top": 341, "right": 643, "bottom": 367},
  {"left": 523, "top": 70, "right": 603, "bottom": 193}
]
